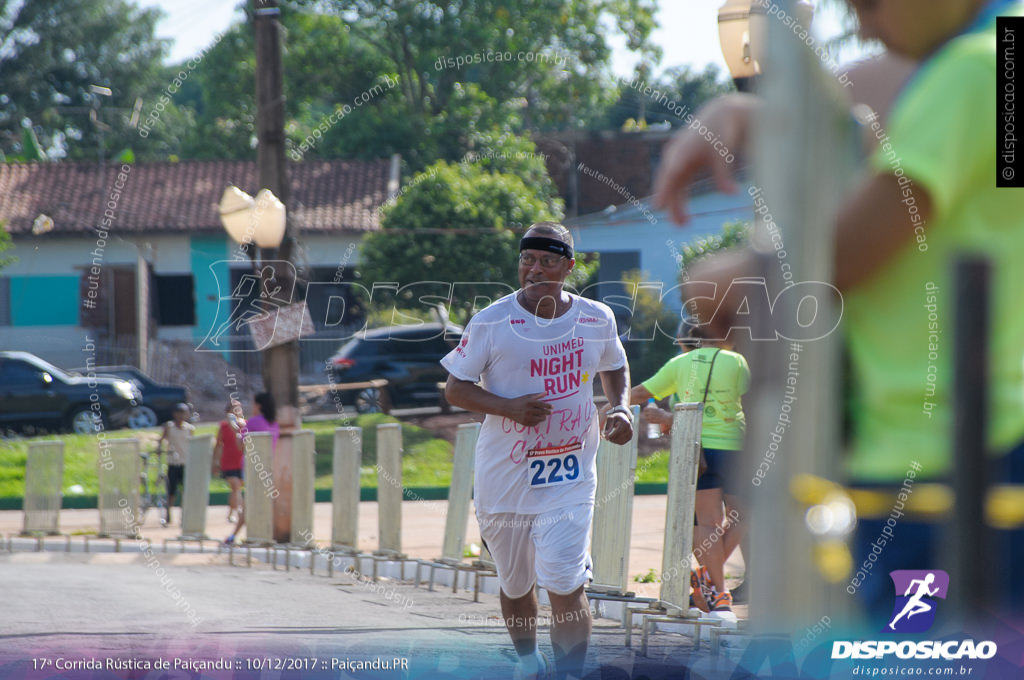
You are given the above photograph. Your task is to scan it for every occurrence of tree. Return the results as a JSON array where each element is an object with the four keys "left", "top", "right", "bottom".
[
  {"left": 609, "top": 63, "right": 734, "bottom": 131},
  {"left": 174, "top": 8, "right": 393, "bottom": 160},
  {"left": 279, "top": 0, "right": 660, "bottom": 168},
  {"left": 0, "top": 0, "right": 170, "bottom": 160},
  {"left": 357, "top": 135, "right": 571, "bottom": 325}
]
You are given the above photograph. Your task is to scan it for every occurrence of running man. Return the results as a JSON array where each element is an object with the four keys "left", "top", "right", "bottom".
[
  {"left": 888, "top": 573, "right": 939, "bottom": 630},
  {"left": 443, "top": 222, "right": 633, "bottom": 680}
]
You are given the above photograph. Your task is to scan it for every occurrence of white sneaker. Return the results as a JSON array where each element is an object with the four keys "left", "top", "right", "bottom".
[
  {"left": 512, "top": 650, "right": 550, "bottom": 680},
  {"left": 709, "top": 608, "right": 738, "bottom": 624}
]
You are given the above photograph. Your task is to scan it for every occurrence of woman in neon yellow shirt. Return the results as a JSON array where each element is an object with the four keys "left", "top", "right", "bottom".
[{"left": 630, "top": 321, "right": 750, "bottom": 617}]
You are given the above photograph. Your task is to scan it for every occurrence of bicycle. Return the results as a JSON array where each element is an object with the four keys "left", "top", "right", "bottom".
[{"left": 138, "top": 448, "right": 168, "bottom": 526}]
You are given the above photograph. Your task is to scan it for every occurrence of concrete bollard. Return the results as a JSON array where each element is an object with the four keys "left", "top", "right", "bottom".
[
  {"left": 23, "top": 440, "right": 64, "bottom": 536},
  {"left": 590, "top": 405, "right": 641, "bottom": 595},
  {"left": 244, "top": 432, "right": 275, "bottom": 545},
  {"left": 441, "top": 422, "right": 480, "bottom": 562},
  {"left": 98, "top": 438, "right": 141, "bottom": 537},
  {"left": 332, "top": 427, "right": 362, "bottom": 551},
  {"left": 375, "top": 423, "right": 403, "bottom": 557},
  {"left": 659, "top": 403, "right": 703, "bottom": 614},
  {"left": 180, "top": 434, "right": 213, "bottom": 538},
  {"left": 290, "top": 430, "right": 316, "bottom": 546}
]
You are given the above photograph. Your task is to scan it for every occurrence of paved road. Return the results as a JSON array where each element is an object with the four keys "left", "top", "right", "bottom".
[{"left": 0, "top": 551, "right": 735, "bottom": 679}]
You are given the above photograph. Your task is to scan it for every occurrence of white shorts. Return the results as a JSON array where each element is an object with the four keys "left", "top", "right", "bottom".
[{"left": 476, "top": 502, "right": 593, "bottom": 599}]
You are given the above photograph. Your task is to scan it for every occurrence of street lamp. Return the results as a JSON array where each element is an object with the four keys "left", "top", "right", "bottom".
[
  {"left": 218, "top": 185, "right": 287, "bottom": 250},
  {"left": 718, "top": 0, "right": 814, "bottom": 91}
]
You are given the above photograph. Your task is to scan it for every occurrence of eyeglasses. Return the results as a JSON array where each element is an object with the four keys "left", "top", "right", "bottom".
[{"left": 519, "top": 253, "right": 566, "bottom": 268}]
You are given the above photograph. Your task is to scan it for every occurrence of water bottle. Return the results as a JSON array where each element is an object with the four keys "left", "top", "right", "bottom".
[{"left": 646, "top": 398, "right": 661, "bottom": 440}]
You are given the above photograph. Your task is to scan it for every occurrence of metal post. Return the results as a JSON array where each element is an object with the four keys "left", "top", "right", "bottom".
[
  {"left": 949, "top": 257, "right": 992, "bottom": 617},
  {"left": 332, "top": 427, "right": 362, "bottom": 550}
]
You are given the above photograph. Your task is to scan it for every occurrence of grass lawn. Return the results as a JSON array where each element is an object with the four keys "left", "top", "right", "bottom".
[{"left": 0, "top": 415, "right": 669, "bottom": 500}]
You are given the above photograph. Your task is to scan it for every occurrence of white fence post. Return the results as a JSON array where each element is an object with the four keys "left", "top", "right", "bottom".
[
  {"left": 243, "top": 432, "right": 275, "bottom": 545},
  {"left": 98, "top": 438, "right": 141, "bottom": 537},
  {"left": 375, "top": 423, "right": 403, "bottom": 557},
  {"left": 590, "top": 405, "right": 641, "bottom": 595},
  {"left": 441, "top": 422, "right": 480, "bottom": 562},
  {"left": 659, "top": 403, "right": 702, "bottom": 614},
  {"left": 180, "top": 434, "right": 213, "bottom": 538},
  {"left": 332, "top": 427, "right": 362, "bottom": 551},
  {"left": 290, "top": 430, "right": 316, "bottom": 546},
  {"left": 23, "top": 440, "right": 64, "bottom": 536}
]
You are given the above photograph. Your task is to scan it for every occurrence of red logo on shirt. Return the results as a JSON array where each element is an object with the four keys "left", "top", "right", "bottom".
[
  {"left": 579, "top": 316, "right": 600, "bottom": 323},
  {"left": 511, "top": 318, "right": 525, "bottom": 325}
]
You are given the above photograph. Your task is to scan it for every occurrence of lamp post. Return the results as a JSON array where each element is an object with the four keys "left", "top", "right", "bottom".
[
  {"left": 219, "top": 183, "right": 300, "bottom": 544},
  {"left": 717, "top": 0, "right": 813, "bottom": 90}
]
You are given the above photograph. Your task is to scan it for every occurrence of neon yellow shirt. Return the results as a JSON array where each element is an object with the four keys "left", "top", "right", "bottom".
[
  {"left": 846, "top": 8, "right": 1024, "bottom": 482},
  {"left": 642, "top": 347, "right": 749, "bottom": 450}
]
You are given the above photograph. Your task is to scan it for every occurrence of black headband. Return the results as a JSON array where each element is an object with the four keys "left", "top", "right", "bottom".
[{"left": 520, "top": 236, "right": 573, "bottom": 259}]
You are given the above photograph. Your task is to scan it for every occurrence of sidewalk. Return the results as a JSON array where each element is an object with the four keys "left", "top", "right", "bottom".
[{"left": 0, "top": 495, "right": 746, "bottom": 599}]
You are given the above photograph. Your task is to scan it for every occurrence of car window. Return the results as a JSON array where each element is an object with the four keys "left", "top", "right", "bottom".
[
  {"left": 385, "top": 329, "right": 443, "bottom": 355},
  {"left": 0, "top": 360, "right": 45, "bottom": 387}
]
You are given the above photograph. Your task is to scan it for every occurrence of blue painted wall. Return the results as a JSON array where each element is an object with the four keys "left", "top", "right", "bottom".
[
  {"left": 189, "top": 235, "right": 228, "bottom": 345},
  {"left": 9, "top": 275, "right": 80, "bottom": 326},
  {"left": 568, "top": 188, "right": 754, "bottom": 313}
]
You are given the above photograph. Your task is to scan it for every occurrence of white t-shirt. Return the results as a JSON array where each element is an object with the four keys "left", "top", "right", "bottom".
[{"left": 441, "top": 292, "right": 627, "bottom": 514}]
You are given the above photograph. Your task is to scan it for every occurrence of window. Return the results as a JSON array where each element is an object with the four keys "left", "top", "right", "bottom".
[
  {"left": 0, "top": 360, "right": 43, "bottom": 387},
  {"left": 154, "top": 274, "right": 196, "bottom": 326}
]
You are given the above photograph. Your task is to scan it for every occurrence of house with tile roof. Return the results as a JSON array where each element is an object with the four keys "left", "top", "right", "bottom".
[{"left": 0, "top": 158, "right": 396, "bottom": 369}]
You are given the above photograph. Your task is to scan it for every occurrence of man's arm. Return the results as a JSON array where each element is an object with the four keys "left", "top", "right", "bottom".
[
  {"left": 444, "top": 375, "right": 551, "bottom": 427},
  {"left": 598, "top": 365, "right": 633, "bottom": 445}
]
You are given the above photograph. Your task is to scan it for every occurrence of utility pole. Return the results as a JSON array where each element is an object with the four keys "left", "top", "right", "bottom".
[{"left": 253, "top": 0, "right": 300, "bottom": 428}]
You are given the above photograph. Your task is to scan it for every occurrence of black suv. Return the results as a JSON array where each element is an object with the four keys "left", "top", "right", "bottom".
[
  {"left": 0, "top": 351, "right": 141, "bottom": 435},
  {"left": 326, "top": 323, "right": 462, "bottom": 413}
]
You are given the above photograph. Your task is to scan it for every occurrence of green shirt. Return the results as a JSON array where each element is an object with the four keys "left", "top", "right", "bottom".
[
  {"left": 642, "top": 347, "right": 750, "bottom": 449},
  {"left": 846, "top": 7, "right": 1024, "bottom": 482}
]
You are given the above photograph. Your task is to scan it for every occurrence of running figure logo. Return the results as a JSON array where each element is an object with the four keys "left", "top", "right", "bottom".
[{"left": 885, "top": 570, "right": 949, "bottom": 633}]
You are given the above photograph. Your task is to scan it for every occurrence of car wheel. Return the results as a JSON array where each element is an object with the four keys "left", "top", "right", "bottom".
[
  {"left": 354, "top": 387, "right": 383, "bottom": 414},
  {"left": 69, "top": 408, "right": 104, "bottom": 434},
  {"left": 128, "top": 406, "right": 159, "bottom": 429}
]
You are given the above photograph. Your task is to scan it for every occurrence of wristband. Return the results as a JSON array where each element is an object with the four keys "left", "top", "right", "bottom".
[{"left": 606, "top": 405, "right": 633, "bottom": 423}]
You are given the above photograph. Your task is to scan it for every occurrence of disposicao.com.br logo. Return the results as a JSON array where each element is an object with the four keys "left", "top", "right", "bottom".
[{"left": 832, "top": 569, "right": 997, "bottom": 661}]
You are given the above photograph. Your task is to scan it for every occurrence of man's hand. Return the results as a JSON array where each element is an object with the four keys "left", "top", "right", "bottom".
[
  {"left": 504, "top": 392, "right": 553, "bottom": 427},
  {"left": 602, "top": 411, "right": 633, "bottom": 445}
]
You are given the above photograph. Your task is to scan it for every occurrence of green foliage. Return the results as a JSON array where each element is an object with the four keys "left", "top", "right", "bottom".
[
  {"left": 0, "top": 0, "right": 170, "bottom": 160},
  {"left": 0, "top": 220, "right": 16, "bottom": 271},
  {"left": 609, "top": 64, "right": 733, "bottom": 131},
  {"left": 678, "top": 220, "right": 752, "bottom": 274},
  {"left": 359, "top": 138, "right": 563, "bottom": 325},
  {"left": 634, "top": 568, "right": 658, "bottom": 583}
]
